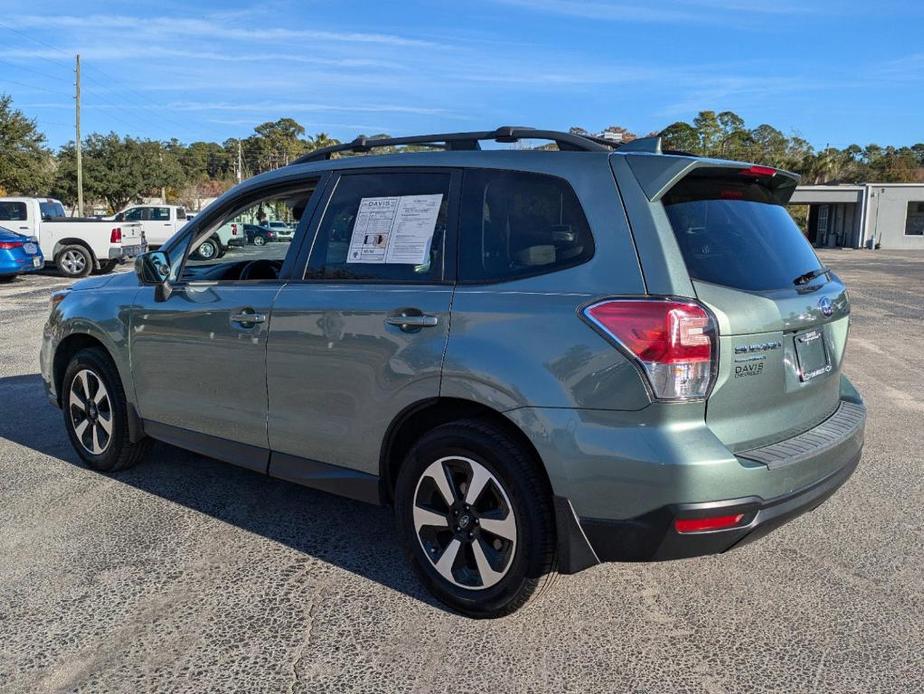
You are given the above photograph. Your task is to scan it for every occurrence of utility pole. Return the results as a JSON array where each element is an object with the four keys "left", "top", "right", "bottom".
[
  {"left": 159, "top": 151, "right": 165, "bottom": 202},
  {"left": 75, "top": 54, "right": 84, "bottom": 217},
  {"left": 237, "top": 140, "right": 243, "bottom": 184}
]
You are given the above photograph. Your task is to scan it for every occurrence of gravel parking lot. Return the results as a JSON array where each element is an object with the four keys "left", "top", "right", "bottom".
[{"left": 0, "top": 250, "right": 921, "bottom": 693}]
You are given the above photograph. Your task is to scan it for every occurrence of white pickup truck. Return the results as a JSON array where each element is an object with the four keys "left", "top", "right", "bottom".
[
  {"left": 0, "top": 197, "right": 146, "bottom": 278},
  {"left": 112, "top": 204, "right": 245, "bottom": 256},
  {"left": 112, "top": 204, "right": 188, "bottom": 247}
]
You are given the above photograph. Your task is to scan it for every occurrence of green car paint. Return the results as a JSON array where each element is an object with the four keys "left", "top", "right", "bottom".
[{"left": 41, "top": 133, "right": 865, "bottom": 587}]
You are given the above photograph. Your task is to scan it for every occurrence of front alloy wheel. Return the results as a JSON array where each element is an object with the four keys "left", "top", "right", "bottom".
[
  {"left": 61, "top": 347, "right": 151, "bottom": 472},
  {"left": 413, "top": 456, "right": 518, "bottom": 590},
  {"left": 68, "top": 369, "right": 113, "bottom": 455}
]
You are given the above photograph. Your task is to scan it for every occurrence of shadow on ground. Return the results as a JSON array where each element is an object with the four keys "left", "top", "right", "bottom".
[{"left": 0, "top": 373, "right": 444, "bottom": 612}]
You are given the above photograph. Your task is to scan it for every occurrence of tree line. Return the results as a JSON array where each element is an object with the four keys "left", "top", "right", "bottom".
[{"left": 1, "top": 94, "right": 921, "bottom": 214}]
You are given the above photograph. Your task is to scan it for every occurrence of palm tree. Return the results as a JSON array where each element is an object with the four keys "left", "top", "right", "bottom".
[{"left": 307, "top": 132, "right": 339, "bottom": 152}]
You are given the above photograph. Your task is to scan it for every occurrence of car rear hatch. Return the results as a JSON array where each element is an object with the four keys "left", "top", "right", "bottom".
[{"left": 659, "top": 165, "right": 849, "bottom": 452}]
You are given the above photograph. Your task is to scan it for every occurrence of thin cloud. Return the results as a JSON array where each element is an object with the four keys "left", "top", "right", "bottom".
[
  {"left": 6, "top": 14, "right": 439, "bottom": 48},
  {"left": 169, "top": 102, "right": 452, "bottom": 116},
  {"left": 490, "top": 0, "right": 821, "bottom": 22}
]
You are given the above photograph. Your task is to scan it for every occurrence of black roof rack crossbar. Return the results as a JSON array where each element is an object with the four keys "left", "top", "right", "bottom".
[{"left": 290, "top": 126, "right": 620, "bottom": 165}]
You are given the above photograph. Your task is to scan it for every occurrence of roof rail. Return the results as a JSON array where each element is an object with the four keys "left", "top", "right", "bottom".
[{"left": 290, "top": 126, "right": 618, "bottom": 165}]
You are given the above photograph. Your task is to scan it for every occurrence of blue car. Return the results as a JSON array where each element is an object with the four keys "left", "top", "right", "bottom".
[{"left": 0, "top": 225, "right": 44, "bottom": 281}]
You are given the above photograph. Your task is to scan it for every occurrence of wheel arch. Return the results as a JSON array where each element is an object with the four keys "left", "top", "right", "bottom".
[
  {"left": 378, "top": 397, "right": 553, "bottom": 506},
  {"left": 53, "top": 331, "right": 144, "bottom": 442}
]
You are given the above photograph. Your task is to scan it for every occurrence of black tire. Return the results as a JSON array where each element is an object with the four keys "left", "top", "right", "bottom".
[
  {"left": 192, "top": 237, "right": 220, "bottom": 261},
  {"left": 395, "top": 418, "right": 557, "bottom": 618},
  {"left": 55, "top": 244, "right": 93, "bottom": 278},
  {"left": 0, "top": 274, "right": 16, "bottom": 283},
  {"left": 61, "top": 347, "right": 151, "bottom": 472},
  {"left": 94, "top": 260, "right": 118, "bottom": 275}
]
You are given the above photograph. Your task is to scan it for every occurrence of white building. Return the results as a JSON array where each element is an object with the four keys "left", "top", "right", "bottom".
[{"left": 790, "top": 183, "right": 924, "bottom": 250}]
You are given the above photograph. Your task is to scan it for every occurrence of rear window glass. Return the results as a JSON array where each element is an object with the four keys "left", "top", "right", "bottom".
[
  {"left": 459, "top": 169, "right": 594, "bottom": 283},
  {"left": 305, "top": 172, "right": 450, "bottom": 282},
  {"left": 39, "top": 201, "right": 66, "bottom": 219},
  {"left": 663, "top": 174, "right": 822, "bottom": 292}
]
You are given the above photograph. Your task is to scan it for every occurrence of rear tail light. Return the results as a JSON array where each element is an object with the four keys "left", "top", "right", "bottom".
[
  {"left": 582, "top": 299, "right": 716, "bottom": 401},
  {"left": 110, "top": 227, "right": 122, "bottom": 243},
  {"left": 675, "top": 514, "right": 744, "bottom": 533},
  {"left": 0, "top": 241, "right": 23, "bottom": 250},
  {"left": 231, "top": 224, "right": 239, "bottom": 235}
]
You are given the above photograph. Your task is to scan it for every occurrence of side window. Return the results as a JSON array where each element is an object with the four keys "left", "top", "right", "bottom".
[
  {"left": 305, "top": 172, "right": 451, "bottom": 282},
  {"left": 0, "top": 201, "right": 27, "bottom": 221},
  {"left": 459, "top": 170, "right": 594, "bottom": 283},
  {"left": 180, "top": 184, "right": 317, "bottom": 280},
  {"left": 151, "top": 207, "right": 171, "bottom": 221},
  {"left": 123, "top": 207, "right": 144, "bottom": 221},
  {"left": 176, "top": 207, "right": 187, "bottom": 221}
]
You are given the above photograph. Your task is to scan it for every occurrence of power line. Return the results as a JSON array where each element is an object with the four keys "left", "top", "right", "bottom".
[
  {"left": 0, "top": 57, "right": 71, "bottom": 85},
  {"left": 0, "top": 19, "right": 217, "bottom": 141},
  {"left": 0, "top": 78, "right": 67, "bottom": 96}
]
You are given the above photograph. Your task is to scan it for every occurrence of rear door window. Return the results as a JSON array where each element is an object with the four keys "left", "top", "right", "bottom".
[
  {"left": 663, "top": 170, "right": 822, "bottom": 292},
  {"left": 0, "top": 201, "right": 27, "bottom": 221},
  {"left": 39, "top": 201, "right": 66, "bottom": 219},
  {"left": 305, "top": 171, "right": 452, "bottom": 282},
  {"left": 459, "top": 169, "right": 594, "bottom": 283}
]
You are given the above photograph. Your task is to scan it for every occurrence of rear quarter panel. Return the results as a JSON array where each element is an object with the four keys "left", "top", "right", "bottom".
[{"left": 441, "top": 158, "right": 651, "bottom": 412}]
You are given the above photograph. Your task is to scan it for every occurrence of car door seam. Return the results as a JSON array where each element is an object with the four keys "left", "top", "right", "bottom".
[
  {"left": 264, "top": 281, "right": 288, "bottom": 467},
  {"left": 439, "top": 285, "right": 456, "bottom": 396}
]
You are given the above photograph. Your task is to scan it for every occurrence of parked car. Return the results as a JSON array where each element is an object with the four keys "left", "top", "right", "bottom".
[
  {"left": 113, "top": 204, "right": 189, "bottom": 247},
  {"left": 41, "top": 127, "right": 865, "bottom": 618},
  {"left": 0, "top": 197, "right": 145, "bottom": 278},
  {"left": 0, "top": 226, "right": 44, "bottom": 280},
  {"left": 190, "top": 221, "right": 246, "bottom": 260},
  {"left": 243, "top": 223, "right": 277, "bottom": 246},
  {"left": 261, "top": 220, "right": 294, "bottom": 241}
]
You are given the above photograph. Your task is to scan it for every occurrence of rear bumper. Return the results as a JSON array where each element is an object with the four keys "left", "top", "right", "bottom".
[
  {"left": 576, "top": 446, "right": 860, "bottom": 564},
  {"left": 228, "top": 237, "right": 246, "bottom": 248},
  {"left": 541, "top": 387, "right": 866, "bottom": 573},
  {"left": 111, "top": 243, "right": 146, "bottom": 261},
  {"left": 0, "top": 251, "right": 44, "bottom": 275}
]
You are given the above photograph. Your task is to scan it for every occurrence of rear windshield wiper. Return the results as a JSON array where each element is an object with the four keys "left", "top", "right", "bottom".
[{"left": 793, "top": 266, "right": 830, "bottom": 286}]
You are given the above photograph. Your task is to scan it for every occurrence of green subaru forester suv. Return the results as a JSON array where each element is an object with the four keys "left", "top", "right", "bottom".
[{"left": 41, "top": 128, "right": 865, "bottom": 618}]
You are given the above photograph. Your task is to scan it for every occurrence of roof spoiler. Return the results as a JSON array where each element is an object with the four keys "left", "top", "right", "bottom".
[{"left": 626, "top": 155, "right": 801, "bottom": 203}]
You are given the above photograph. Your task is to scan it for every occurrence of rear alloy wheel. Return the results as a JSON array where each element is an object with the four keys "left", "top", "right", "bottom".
[
  {"left": 413, "top": 456, "right": 517, "bottom": 590},
  {"left": 396, "top": 419, "right": 557, "bottom": 618},
  {"left": 253, "top": 234, "right": 266, "bottom": 246},
  {"left": 56, "top": 245, "right": 93, "bottom": 278},
  {"left": 62, "top": 347, "right": 150, "bottom": 472}
]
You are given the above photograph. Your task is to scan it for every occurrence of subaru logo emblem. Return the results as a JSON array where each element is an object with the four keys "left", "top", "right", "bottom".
[{"left": 818, "top": 297, "right": 833, "bottom": 317}]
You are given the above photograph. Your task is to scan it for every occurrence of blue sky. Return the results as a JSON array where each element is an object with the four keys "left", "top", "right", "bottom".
[{"left": 0, "top": 0, "right": 921, "bottom": 149}]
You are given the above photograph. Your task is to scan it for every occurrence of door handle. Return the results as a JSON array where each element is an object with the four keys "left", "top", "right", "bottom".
[
  {"left": 230, "top": 311, "right": 267, "bottom": 326},
  {"left": 385, "top": 311, "right": 439, "bottom": 331}
]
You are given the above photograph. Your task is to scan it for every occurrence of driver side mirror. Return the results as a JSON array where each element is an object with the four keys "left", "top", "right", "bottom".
[{"left": 135, "top": 251, "right": 173, "bottom": 301}]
